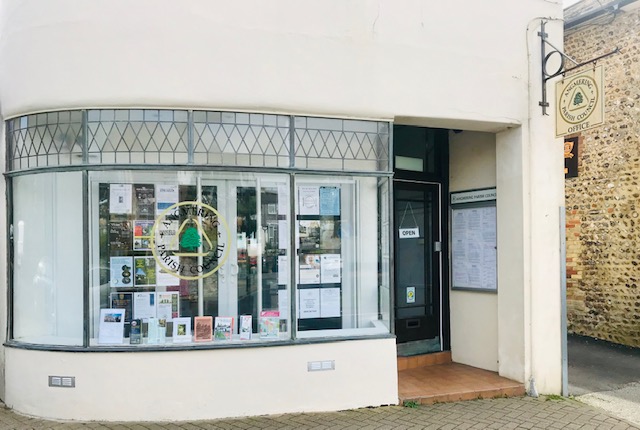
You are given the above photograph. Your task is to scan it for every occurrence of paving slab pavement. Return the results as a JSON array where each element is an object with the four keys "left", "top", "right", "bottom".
[{"left": 1, "top": 396, "right": 638, "bottom": 430}]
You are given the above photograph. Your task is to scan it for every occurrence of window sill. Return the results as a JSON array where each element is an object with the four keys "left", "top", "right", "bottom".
[{"left": 4, "top": 332, "right": 395, "bottom": 353}]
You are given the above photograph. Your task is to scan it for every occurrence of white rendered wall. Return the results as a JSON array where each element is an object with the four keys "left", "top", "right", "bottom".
[
  {"left": 0, "top": 0, "right": 565, "bottom": 410},
  {"left": 449, "top": 131, "right": 498, "bottom": 372},
  {"left": 3, "top": 0, "right": 551, "bottom": 131},
  {"left": 4, "top": 338, "right": 398, "bottom": 422}
]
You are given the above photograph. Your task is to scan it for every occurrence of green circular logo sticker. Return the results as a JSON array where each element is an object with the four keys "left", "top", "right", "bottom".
[
  {"left": 559, "top": 74, "right": 599, "bottom": 125},
  {"left": 150, "top": 201, "right": 231, "bottom": 281}
]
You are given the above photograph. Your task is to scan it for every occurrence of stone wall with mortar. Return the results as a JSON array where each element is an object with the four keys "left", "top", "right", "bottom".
[{"left": 564, "top": 3, "right": 640, "bottom": 347}]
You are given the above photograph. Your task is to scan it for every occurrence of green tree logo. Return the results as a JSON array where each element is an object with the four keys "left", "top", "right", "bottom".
[
  {"left": 573, "top": 92, "right": 583, "bottom": 106},
  {"left": 180, "top": 226, "right": 202, "bottom": 250}
]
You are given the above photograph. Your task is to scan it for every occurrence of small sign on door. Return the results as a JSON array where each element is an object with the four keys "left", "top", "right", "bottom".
[
  {"left": 406, "top": 286, "right": 416, "bottom": 304},
  {"left": 399, "top": 228, "right": 420, "bottom": 239}
]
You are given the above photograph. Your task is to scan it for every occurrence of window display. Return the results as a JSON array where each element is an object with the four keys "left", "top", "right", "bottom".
[
  {"left": 8, "top": 109, "right": 392, "bottom": 349},
  {"left": 90, "top": 171, "right": 292, "bottom": 345}
]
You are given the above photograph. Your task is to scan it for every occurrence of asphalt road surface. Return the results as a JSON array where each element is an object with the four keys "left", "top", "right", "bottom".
[{"left": 568, "top": 334, "right": 640, "bottom": 426}]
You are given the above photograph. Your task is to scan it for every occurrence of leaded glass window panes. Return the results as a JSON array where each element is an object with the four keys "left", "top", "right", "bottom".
[
  {"left": 87, "top": 109, "right": 190, "bottom": 164},
  {"left": 192, "top": 112, "right": 290, "bottom": 168}
]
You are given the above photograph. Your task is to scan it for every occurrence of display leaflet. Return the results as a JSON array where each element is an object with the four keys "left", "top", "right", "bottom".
[
  {"left": 298, "top": 186, "right": 320, "bottom": 215},
  {"left": 110, "top": 256, "right": 134, "bottom": 288},
  {"left": 133, "top": 292, "right": 156, "bottom": 320},
  {"left": 319, "top": 186, "right": 340, "bottom": 216},
  {"left": 109, "top": 184, "right": 132, "bottom": 215},
  {"left": 98, "top": 308, "right": 125, "bottom": 344}
]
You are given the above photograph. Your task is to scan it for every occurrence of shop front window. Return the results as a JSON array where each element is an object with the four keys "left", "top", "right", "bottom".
[
  {"left": 89, "top": 171, "right": 292, "bottom": 345},
  {"left": 11, "top": 172, "right": 84, "bottom": 346},
  {"left": 7, "top": 110, "right": 391, "bottom": 348}
]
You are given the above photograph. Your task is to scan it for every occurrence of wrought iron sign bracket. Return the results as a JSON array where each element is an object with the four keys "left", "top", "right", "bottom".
[{"left": 538, "top": 20, "right": 619, "bottom": 115}]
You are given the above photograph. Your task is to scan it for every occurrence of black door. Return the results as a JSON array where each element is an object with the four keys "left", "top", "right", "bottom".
[{"left": 394, "top": 181, "right": 441, "bottom": 345}]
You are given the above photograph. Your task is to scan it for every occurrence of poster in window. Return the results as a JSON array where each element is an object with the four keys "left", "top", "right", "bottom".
[
  {"left": 156, "top": 291, "right": 180, "bottom": 321},
  {"left": 320, "top": 220, "right": 341, "bottom": 250},
  {"left": 156, "top": 255, "right": 180, "bottom": 287},
  {"left": 299, "top": 254, "right": 320, "bottom": 284},
  {"left": 155, "top": 219, "right": 179, "bottom": 251},
  {"left": 320, "top": 288, "right": 341, "bottom": 318},
  {"left": 298, "top": 288, "right": 321, "bottom": 319},
  {"left": 109, "top": 292, "right": 133, "bottom": 322},
  {"left": 134, "top": 257, "right": 156, "bottom": 286},
  {"left": 278, "top": 220, "right": 288, "bottom": 250},
  {"left": 133, "top": 220, "right": 154, "bottom": 251},
  {"left": 278, "top": 289, "right": 289, "bottom": 319},
  {"left": 134, "top": 184, "right": 155, "bottom": 218},
  {"left": 133, "top": 292, "right": 156, "bottom": 320},
  {"left": 278, "top": 185, "right": 288, "bottom": 215},
  {"left": 109, "top": 184, "right": 132, "bottom": 215},
  {"left": 299, "top": 220, "right": 321, "bottom": 251},
  {"left": 110, "top": 256, "right": 133, "bottom": 288},
  {"left": 319, "top": 186, "right": 340, "bottom": 216},
  {"left": 298, "top": 186, "right": 320, "bottom": 215},
  {"left": 109, "top": 221, "right": 133, "bottom": 252},
  {"left": 98, "top": 309, "right": 125, "bottom": 344},
  {"left": 277, "top": 255, "right": 288, "bottom": 285},
  {"left": 320, "top": 254, "right": 341, "bottom": 284},
  {"left": 155, "top": 184, "right": 179, "bottom": 217}
]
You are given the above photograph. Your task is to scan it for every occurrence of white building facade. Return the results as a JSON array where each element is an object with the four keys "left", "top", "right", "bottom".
[{"left": 0, "top": 0, "right": 564, "bottom": 422}]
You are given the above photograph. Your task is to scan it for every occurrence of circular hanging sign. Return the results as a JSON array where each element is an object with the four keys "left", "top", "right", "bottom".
[
  {"left": 555, "top": 66, "right": 604, "bottom": 137},
  {"left": 558, "top": 73, "right": 599, "bottom": 125}
]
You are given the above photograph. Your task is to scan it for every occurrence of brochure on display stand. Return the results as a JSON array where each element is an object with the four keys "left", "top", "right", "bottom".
[
  {"left": 98, "top": 309, "right": 126, "bottom": 344},
  {"left": 194, "top": 316, "right": 213, "bottom": 342},
  {"left": 129, "top": 319, "right": 142, "bottom": 344},
  {"left": 240, "top": 315, "right": 252, "bottom": 340},
  {"left": 259, "top": 311, "right": 280, "bottom": 339},
  {"left": 214, "top": 317, "right": 234, "bottom": 340},
  {"left": 172, "top": 317, "right": 192, "bottom": 343}
]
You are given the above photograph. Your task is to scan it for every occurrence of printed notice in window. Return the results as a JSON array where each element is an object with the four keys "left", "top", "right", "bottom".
[{"left": 451, "top": 206, "right": 497, "bottom": 291}]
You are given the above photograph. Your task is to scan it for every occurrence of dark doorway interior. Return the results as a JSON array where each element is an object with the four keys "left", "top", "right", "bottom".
[{"left": 393, "top": 125, "right": 449, "bottom": 356}]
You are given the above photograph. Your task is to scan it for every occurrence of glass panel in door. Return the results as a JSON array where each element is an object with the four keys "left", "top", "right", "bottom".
[{"left": 394, "top": 182, "right": 440, "bottom": 353}]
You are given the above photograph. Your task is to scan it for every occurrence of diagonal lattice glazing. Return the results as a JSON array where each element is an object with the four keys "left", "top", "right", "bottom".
[
  {"left": 7, "top": 110, "right": 391, "bottom": 174},
  {"left": 7, "top": 111, "right": 84, "bottom": 170}
]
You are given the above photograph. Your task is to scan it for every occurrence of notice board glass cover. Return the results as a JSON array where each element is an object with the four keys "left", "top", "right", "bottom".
[{"left": 450, "top": 189, "right": 497, "bottom": 292}]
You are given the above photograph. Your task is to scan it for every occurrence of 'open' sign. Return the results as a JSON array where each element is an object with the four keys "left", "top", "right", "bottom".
[{"left": 399, "top": 228, "right": 420, "bottom": 239}]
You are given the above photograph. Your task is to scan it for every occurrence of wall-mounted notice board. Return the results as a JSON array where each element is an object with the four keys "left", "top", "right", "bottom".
[{"left": 450, "top": 188, "right": 497, "bottom": 292}]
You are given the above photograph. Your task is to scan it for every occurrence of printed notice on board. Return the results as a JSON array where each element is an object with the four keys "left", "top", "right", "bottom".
[
  {"left": 298, "top": 288, "right": 320, "bottom": 319},
  {"left": 319, "top": 186, "right": 340, "bottom": 216},
  {"left": 451, "top": 206, "right": 497, "bottom": 291},
  {"left": 155, "top": 185, "right": 179, "bottom": 217},
  {"left": 110, "top": 184, "right": 133, "bottom": 214},
  {"left": 298, "top": 186, "right": 320, "bottom": 215}
]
